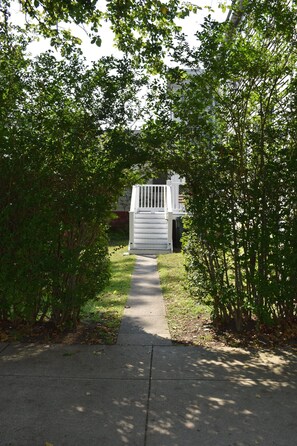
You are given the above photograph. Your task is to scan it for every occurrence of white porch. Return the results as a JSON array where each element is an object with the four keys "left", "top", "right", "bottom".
[{"left": 128, "top": 176, "right": 186, "bottom": 255}]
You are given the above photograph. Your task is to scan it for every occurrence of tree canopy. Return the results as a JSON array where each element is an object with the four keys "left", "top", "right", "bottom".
[
  {"left": 0, "top": 14, "right": 147, "bottom": 326},
  {"left": 144, "top": 0, "right": 297, "bottom": 330},
  {"left": 13, "top": 0, "right": 194, "bottom": 68}
]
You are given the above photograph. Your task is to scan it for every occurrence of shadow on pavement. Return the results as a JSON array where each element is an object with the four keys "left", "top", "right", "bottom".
[{"left": 0, "top": 334, "right": 296, "bottom": 446}]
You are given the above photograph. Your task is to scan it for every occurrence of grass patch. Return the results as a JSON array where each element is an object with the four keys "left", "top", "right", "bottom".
[
  {"left": 157, "top": 252, "right": 214, "bottom": 346},
  {"left": 81, "top": 236, "right": 135, "bottom": 344}
]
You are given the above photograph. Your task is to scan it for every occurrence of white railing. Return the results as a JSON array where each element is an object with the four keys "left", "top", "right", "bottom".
[
  {"left": 129, "top": 184, "right": 174, "bottom": 213},
  {"left": 130, "top": 183, "right": 186, "bottom": 214},
  {"left": 165, "top": 186, "right": 173, "bottom": 247},
  {"left": 134, "top": 184, "right": 167, "bottom": 211},
  {"left": 129, "top": 185, "right": 137, "bottom": 248},
  {"left": 166, "top": 176, "right": 186, "bottom": 213}
]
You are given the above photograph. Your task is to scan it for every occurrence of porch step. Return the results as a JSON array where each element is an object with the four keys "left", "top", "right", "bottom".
[
  {"left": 134, "top": 238, "right": 168, "bottom": 244},
  {"left": 129, "top": 248, "right": 172, "bottom": 255},
  {"left": 134, "top": 236, "right": 168, "bottom": 242},
  {"left": 129, "top": 242, "right": 172, "bottom": 255},
  {"left": 134, "top": 228, "right": 168, "bottom": 234},
  {"left": 134, "top": 212, "right": 167, "bottom": 220}
]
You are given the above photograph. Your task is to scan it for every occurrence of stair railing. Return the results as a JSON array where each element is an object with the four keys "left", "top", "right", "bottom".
[
  {"left": 130, "top": 184, "right": 173, "bottom": 212},
  {"left": 166, "top": 177, "right": 186, "bottom": 213},
  {"left": 138, "top": 185, "right": 166, "bottom": 211},
  {"left": 165, "top": 185, "right": 173, "bottom": 251},
  {"left": 129, "top": 185, "right": 138, "bottom": 251}
]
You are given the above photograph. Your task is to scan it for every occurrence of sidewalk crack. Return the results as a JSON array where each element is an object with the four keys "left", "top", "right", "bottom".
[{"left": 144, "top": 345, "right": 154, "bottom": 446}]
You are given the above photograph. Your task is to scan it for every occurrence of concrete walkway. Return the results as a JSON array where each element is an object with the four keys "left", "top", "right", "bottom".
[
  {"left": 0, "top": 255, "right": 296, "bottom": 446},
  {"left": 117, "top": 255, "right": 171, "bottom": 346}
]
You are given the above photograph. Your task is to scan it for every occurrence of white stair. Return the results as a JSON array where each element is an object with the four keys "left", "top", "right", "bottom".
[
  {"left": 129, "top": 212, "right": 172, "bottom": 255},
  {"left": 128, "top": 185, "right": 174, "bottom": 255}
]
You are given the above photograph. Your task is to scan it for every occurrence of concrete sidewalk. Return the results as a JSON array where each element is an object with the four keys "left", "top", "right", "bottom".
[
  {"left": 0, "top": 255, "right": 296, "bottom": 446},
  {"left": 117, "top": 255, "right": 171, "bottom": 346}
]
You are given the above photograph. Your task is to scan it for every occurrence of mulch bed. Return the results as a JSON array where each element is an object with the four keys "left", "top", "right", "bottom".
[
  {"left": 1, "top": 317, "right": 296, "bottom": 350},
  {"left": 170, "top": 314, "right": 297, "bottom": 350},
  {"left": 0, "top": 319, "right": 116, "bottom": 345}
]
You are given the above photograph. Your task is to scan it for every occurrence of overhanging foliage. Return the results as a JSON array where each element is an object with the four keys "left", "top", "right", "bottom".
[{"left": 144, "top": 0, "right": 297, "bottom": 330}]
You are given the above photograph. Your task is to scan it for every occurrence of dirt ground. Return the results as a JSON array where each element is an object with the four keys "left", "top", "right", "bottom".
[
  {"left": 0, "top": 319, "right": 117, "bottom": 345},
  {"left": 1, "top": 316, "right": 296, "bottom": 351},
  {"left": 168, "top": 312, "right": 297, "bottom": 350}
]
